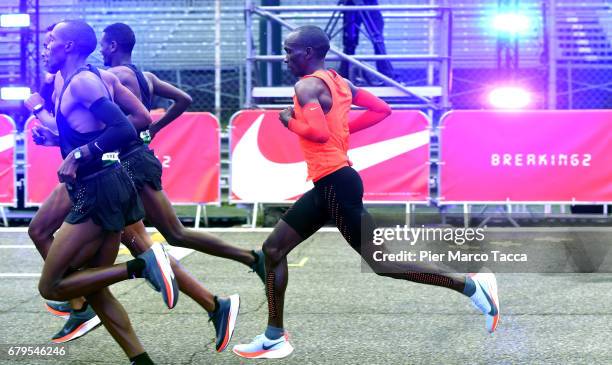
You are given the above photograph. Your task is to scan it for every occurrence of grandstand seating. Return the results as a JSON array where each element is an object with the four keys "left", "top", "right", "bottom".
[
  {"left": 1, "top": 0, "right": 610, "bottom": 109},
  {"left": 555, "top": 1, "right": 612, "bottom": 63},
  {"left": 2, "top": 1, "right": 610, "bottom": 76}
]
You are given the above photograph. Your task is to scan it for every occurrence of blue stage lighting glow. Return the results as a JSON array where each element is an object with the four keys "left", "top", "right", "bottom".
[
  {"left": 0, "top": 14, "right": 30, "bottom": 28},
  {"left": 1, "top": 87, "right": 31, "bottom": 101},
  {"left": 492, "top": 13, "right": 530, "bottom": 35}
]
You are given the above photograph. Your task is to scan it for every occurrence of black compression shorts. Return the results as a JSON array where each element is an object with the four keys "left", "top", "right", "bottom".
[{"left": 281, "top": 166, "right": 376, "bottom": 253}]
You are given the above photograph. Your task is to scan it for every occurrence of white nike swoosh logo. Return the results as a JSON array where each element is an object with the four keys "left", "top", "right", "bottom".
[
  {"left": 231, "top": 113, "right": 429, "bottom": 201},
  {"left": 0, "top": 134, "right": 14, "bottom": 153}
]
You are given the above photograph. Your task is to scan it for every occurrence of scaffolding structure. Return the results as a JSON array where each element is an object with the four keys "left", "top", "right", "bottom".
[
  {"left": 244, "top": 1, "right": 452, "bottom": 111},
  {"left": 0, "top": 0, "right": 41, "bottom": 123}
]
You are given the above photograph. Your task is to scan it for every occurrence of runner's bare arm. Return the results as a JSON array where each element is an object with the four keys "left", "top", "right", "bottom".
[
  {"left": 106, "top": 71, "right": 152, "bottom": 131},
  {"left": 70, "top": 74, "right": 138, "bottom": 159},
  {"left": 24, "top": 93, "right": 58, "bottom": 131},
  {"left": 344, "top": 78, "right": 391, "bottom": 134},
  {"left": 282, "top": 78, "right": 330, "bottom": 143},
  {"left": 145, "top": 72, "right": 192, "bottom": 138}
]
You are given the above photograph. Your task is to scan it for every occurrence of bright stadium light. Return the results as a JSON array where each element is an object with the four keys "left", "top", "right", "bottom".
[
  {"left": 492, "top": 13, "right": 529, "bottom": 35},
  {"left": 0, "top": 14, "right": 30, "bottom": 28},
  {"left": 1, "top": 87, "right": 31, "bottom": 101},
  {"left": 488, "top": 86, "right": 531, "bottom": 109}
]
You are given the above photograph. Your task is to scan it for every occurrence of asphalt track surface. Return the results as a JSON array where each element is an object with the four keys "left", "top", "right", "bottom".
[{"left": 0, "top": 230, "right": 611, "bottom": 365}]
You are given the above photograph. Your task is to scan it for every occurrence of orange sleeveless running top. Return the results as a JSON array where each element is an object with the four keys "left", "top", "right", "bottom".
[{"left": 293, "top": 69, "right": 353, "bottom": 182}]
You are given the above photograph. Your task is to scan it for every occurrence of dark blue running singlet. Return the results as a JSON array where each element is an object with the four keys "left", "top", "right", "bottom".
[
  {"left": 55, "top": 64, "right": 117, "bottom": 178},
  {"left": 117, "top": 64, "right": 152, "bottom": 154},
  {"left": 123, "top": 64, "right": 153, "bottom": 112}
]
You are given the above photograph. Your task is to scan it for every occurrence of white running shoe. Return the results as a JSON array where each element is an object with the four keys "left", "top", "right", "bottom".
[
  {"left": 233, "top": 333, "right": 294, "bottom": 359},
  {"left": 469, "top": 270, "right": 500, "bottom": 333}
]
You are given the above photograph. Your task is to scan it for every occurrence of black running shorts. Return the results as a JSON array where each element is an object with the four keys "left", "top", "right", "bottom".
[
  {"left": 120, "top": 145, "right": 163, "bottom": 192},
  {"left": 65, "top": 164, "right": 144, "bottom": 231}
]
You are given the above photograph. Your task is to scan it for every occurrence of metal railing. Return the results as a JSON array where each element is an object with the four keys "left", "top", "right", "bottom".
[{"left": 244, "top": 1, "right": 452, "bottom": 111}]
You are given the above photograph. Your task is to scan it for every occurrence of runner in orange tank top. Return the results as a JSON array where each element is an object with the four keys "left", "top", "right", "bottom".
[
  {"left": 291, "top": 68, "right": 352, "bottom": 182},
  {"left": 234, "top": 25, "right": 500, "bottom": 360}
]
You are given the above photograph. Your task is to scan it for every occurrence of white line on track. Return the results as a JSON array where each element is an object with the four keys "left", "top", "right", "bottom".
[
  {"left": 0, "top": 245, "right": 192, "bottom": 278},
  {"left": 288, "top": 257, "right": 309, "bottom": 267},
  {"left": 0, "top": 227, "right": 342, "bottom": 233},
  {"left": 0, "top": 227, "right": 334, "bottom": 277},
  {"left": 0, "top": 273, "right": 40, "bottom": 278}
]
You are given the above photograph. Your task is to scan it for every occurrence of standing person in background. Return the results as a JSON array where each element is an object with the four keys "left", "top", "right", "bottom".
[{"left": 338, "top": 0, "right": 395, "bottom": 83}]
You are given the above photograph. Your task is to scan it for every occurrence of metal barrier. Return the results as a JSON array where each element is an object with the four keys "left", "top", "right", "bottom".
[
  {"left": 23, "top": 113, "right": 221, "bottom": 228},
  {"left": 0, "top": 115, "right": 16, "bottom": 227},
  {"left": 229, "top": 109, "right": 431, "bottom": 227},
  {"left": 438, "top": 109, "right": 612, "bottom": 226}
]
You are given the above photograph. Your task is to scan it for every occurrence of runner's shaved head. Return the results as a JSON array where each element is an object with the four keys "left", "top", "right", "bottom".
[
  {"left": 54, "top": 20, "right": 97, "bottom": 57},
  {"left": 288, "top": 25, "right": 330, "bottom": 59}
]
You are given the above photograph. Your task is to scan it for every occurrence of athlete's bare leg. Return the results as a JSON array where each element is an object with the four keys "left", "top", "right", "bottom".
[
  {"left": 28, "top": 183, "right": 159, "bottom": 346},
  {"left": 347, "top": 209, "right": 467, "bottom": 292},
  {"left": 38, "top": 219, "right": 131, "bottom": 301},
  {"left": 28, "top": 183, "right": 70, "bottom": 259},
  {"left": 260, "top": 205, "right": 467, "bottom": 330},
  {"left": 122, "top": 221, "right": 215, "bottom": 311},
  {"left": 28, "top": 183, "right": 86, "bottom": 309},
  {"left": 261, "top": 220, "right": 306, "bottom": 329},
  {"left": 84, "top": 231, "right": 145, "bottom": 358},
  {"left": 140, "top": 185, "right": 255, "bottom": 268}
]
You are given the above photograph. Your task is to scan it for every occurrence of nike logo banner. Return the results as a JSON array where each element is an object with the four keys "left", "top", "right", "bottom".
[
  {"left": 230, "top": 110, "right": 430, "bottom": 202},
  {"left": 440, "top": 110, "right": 612, "bottom": 202},
  {"left": 0, "top": 114, "right": 16, "bottom": 204}
]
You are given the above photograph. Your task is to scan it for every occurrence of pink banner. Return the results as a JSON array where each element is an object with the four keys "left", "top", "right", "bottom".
[
  {"left": 0, "top": 115, "right": 15, "bottom": 205},
  {"left": 150, "top": 112, "right": 220, "bottom": 204},
  {"left": 230, "top": 110, "right": 429, "bottom": 202},
  {"left": 25, "top": 117, "right": 64, "bottom": 205},
  {"left": 26, "top": 113, "right": 220, "bottom": 205},
  {"left": 440, "top": 110, "right": 612, "bottom": 202}
]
